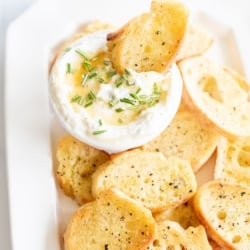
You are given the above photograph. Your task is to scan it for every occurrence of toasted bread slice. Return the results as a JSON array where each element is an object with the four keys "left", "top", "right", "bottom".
[
  {"left": 214, "top": 136, "right": 250, "bottom": 186},
  {"left": 142, "top": 101, "right": 219, "bottom": 172},
  {"left": 147, "top": 220, "right": 212, "bottom": 250},
  {"left": 56, "top": 135, "right": 110, "bottom": 204},
  {"left": 209, "top": 239, "right": 225, "bottom": 250},
  {"left": 153, "top": 201, "right": 200, "bottom": 229},
  {"left": 92, "top": 149, "right": 197, "bottom": 213},
  {"left": 192, "top": 180, "right": 250, "bottom": 249},
  {"left": 107, "top": 0, "right": 188, "bottom": 73},
  {"left": 176, "top": 24, "right": 214, "bottom": 61},
  {"left": 178, "top": 56, "right": 250, "bottom": 138},
  {"left": 64, "top": 188, "right": 155, "bottom": 250}
]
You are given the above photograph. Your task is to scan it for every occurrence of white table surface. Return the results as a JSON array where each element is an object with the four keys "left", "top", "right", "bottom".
[
  {"left": 1, "top": 0, "right": 250, "bottom": 249},
  {"left": 0, "top": 1, "right": 37, "bottom": 249}
]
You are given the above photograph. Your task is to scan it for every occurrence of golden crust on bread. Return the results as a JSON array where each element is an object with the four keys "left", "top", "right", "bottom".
[
  {"left": 64, "top": 188, "right": 155, "bottom": 250},
  {"left": 56, "top": 136, "right": 110, "bottom": 204},
  {"left": 92, "top": 149, "right": 197, "bottom": 212},
  {"left": 192, "top": 180, "right": 250, "bottom": 249},
  {"left": 178, "top": 56, "right": 250, "bottom": 138},
  {"left": 153, "top": 201, "right": 200, "bottom": 229},
  {"left": 215, "top": 136, "right": 250, "bottom": 186},
  {"left": 147, "top": 220, "right": 212, "bottom": 250},
  {"left": 142, "top": 101, "right": 219, "bottom": 172},
  {"left": 209, "top": 239, "right": 225, "bottom": 250},
  {"left": 107, "top": 0, "right": 188, "bottom": 73}
]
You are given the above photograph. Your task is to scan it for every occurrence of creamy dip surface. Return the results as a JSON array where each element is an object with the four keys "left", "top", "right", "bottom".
[{"left": 49, "top": 30, "right": 183, "bottom": 153}]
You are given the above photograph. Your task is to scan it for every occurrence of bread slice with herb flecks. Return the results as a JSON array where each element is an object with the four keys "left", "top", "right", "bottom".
[
  {"left": 153, "top": 201, "right": 200, "bottom": 229},
  {"left": 107, "top": 0, "right": 188, "bottom": 73},
  {"left": 178, "top": 56, "right": 250, "bottom": 138},
  {"left": 142, "top": 101, "right": 219, "bottom": 172},
  {"left": 64, "top": 188, "right": 155, "bottom": 250},
  {"left": 92, "top": 149, "right": 197, "bottom": 213},
  {"left": 192, "top": 180, "right": 250, "bottom": 249},
  {"left": 56, "top": 135, "right": 110, "bottom": 204},
  {"left": 214, "top": 136, "right": 250, "bottom": 186},
  {"left": 147, "top": 220, "right": 212, "bottom": 250}
]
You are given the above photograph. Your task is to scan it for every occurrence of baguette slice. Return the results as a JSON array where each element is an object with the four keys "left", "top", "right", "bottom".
[
  {"left": 64, "top": 188, "right": 155, "bottom": 250},
  {"left": 192, "top": 180, "right": 250, "bottom": 249},
  {"left": 153, "top": 201, "right": 200, "bottom": 229},
  {"left": 175, "top": 24, "right": 213, "bottom": 61},
  {"left": 215, "top": 136, "right": 250, "bottom": 186},
  {"left": 107, "top": 0, "right": 188, "bottom": 73},
  {"left": 142, "top": 101, "right": 219, "bottom": 172},
  {"left": 147, "top": 220, "right": 212, "bottom": 250},
  {"left": 56, "top": 135, "right": 110, "bottom": 204},
  {"left": 92, "top": 149, "right": 197, "bottom": 212},
  {"left": 178, "top": 56, "right": 250, "bottom": 138},
  {"left": 209, "top": 240, "right": 225, "bottom": 250}
]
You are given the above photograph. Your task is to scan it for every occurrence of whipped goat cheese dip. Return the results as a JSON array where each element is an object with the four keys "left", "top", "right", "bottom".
[{"left": 49, "top": 30, "right": 183, "bottom": 153}]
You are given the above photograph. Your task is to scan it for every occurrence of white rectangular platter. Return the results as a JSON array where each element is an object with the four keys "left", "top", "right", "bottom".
[{"left": 5, "top": 0, "right": 250, "bottom": 249}]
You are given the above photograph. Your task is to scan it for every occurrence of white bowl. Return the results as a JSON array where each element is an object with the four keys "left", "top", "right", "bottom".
[{"left": 49, "top": 30, "right": 183, "bottom": 154}]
